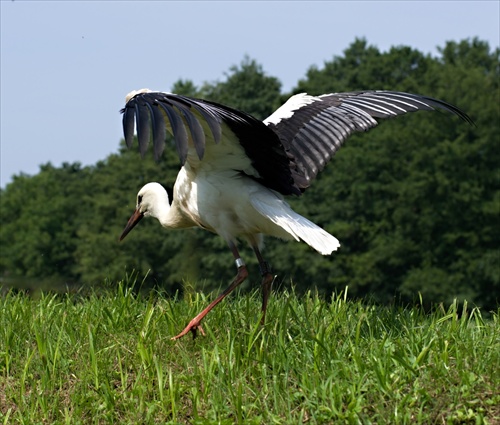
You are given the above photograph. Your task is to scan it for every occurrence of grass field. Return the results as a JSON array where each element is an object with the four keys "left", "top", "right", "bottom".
[{"left": 0, "top": 284, "right": 498, "bottom": 424}]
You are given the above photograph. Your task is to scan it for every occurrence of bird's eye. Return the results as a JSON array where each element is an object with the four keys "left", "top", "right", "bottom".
[{"left": 137, "top": 195, "right": 143, "bottom": 205}]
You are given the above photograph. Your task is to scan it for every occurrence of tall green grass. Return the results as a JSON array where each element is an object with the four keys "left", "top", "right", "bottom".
[{"left": 0, "top": 285, "right": 498, "bottom": 424}]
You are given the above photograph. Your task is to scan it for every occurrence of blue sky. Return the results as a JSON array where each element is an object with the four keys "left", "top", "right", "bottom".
[{"left": 1, "top": 1, "right": 499, "bottom": 187}]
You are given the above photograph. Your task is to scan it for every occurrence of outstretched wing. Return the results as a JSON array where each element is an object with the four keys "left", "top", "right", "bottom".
[
  {"left": 264, "top": 91, "right": 473, "bottom": 189},
  {"left": 122, "top": 89, "right": 472, "bottom": 196},
  {"left": 121, "top": 90, "right": 301, "bottom": 195}
]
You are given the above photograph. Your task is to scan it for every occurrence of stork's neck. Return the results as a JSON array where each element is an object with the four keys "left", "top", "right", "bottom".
[
  {"left": 149, "top": 195, "right": 184, "bottom": 229},
  {"left": 148, "top": 191, "right": 192, "bottom": 230}
]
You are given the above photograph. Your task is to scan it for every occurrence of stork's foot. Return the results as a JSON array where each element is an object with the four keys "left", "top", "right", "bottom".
[{"left": 171, "top": 319, "right": 206, "bottom": 341}]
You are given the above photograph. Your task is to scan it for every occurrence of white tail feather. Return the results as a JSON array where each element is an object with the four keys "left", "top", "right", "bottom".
[{"left": 251, "top": 197, "right": 340, "bottom": 255}]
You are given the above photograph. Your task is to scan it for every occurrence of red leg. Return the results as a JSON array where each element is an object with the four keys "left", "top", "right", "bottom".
[{"left": 171, "top": 243, "right": 248, "bottom": 341}]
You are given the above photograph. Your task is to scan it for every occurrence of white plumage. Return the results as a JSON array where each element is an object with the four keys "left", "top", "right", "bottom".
[{"left": 119, "top": 89, "right": 471, "bottom": 340}]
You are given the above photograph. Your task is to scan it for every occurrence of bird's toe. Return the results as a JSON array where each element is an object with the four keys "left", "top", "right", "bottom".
[{"left": 171, "top": 319, "right": 206, "bottom": 341}]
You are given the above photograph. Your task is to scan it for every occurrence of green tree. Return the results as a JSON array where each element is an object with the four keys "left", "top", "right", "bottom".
[
  {"left": 267, "top": 38, "right": 499, "bottom": 310},
  {"left": 0, "top": 163, "right": 91, "bottom": 283},
  {"left": 199, "top": 56, "right": 282, "bottom": 120},
  {"left": 295, "top": 38, "right": 432, "bottom": 94}
]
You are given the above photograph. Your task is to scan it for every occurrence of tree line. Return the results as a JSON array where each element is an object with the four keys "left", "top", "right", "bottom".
[{"left": 1, "top": 38, "right": 498, "bottom": 311}]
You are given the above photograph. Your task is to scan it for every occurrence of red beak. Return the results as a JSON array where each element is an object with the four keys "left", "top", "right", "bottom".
[{"left": 119, "top": 209, "right": 144, "bottom": 241}]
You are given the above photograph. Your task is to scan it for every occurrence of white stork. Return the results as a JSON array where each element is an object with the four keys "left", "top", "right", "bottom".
[{"left": 119, "top": 89, "right": 472, "bottom": 340}]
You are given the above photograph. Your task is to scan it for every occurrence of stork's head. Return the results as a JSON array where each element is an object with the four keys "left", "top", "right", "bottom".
[{"left": 119, "top": 182, "right": 169, "bottom": 241}]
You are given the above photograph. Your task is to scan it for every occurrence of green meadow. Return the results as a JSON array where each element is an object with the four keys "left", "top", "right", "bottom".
[{"left": 1, "top": 285, "right": 498, "bottom": 424}]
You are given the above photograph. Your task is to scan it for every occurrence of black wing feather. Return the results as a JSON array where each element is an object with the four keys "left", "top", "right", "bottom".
[
  {"left": 156, "top": 102, "right": 189, "bottom": 164},
  {"left": 187, "top": 99, "right": 223, "bottom": 143},
  {"left": 135, "top": 102, "right": 151, "bottom": 158},
  {"left": 122, "top": 107, "right": 136, "bottom": 149},
  {"left": 149, "top": 102, "right": 167, "bottom": 160},
  {"left": 167, "top": 97, "right": 206, "bottom": 160}
]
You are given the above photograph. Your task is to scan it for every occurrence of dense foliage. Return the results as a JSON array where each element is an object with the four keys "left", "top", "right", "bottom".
[{"left": 1, "top": 39, "right": 498, "bottom": 310}]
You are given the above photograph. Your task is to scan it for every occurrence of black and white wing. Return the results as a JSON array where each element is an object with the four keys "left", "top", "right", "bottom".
[
  {"left": 121, "top": 89, "right": 301, "bottom": 195},
  {"left": 264, "top": 91, "right": 473, "bottom": 189}
]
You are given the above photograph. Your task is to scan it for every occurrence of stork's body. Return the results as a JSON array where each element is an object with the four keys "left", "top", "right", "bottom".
[
  {"left": 119, "top": 89, "right": 472, "bottom": 340},
  {"left": 175, "top": 165, "right": 339, "bottom": 251}
]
